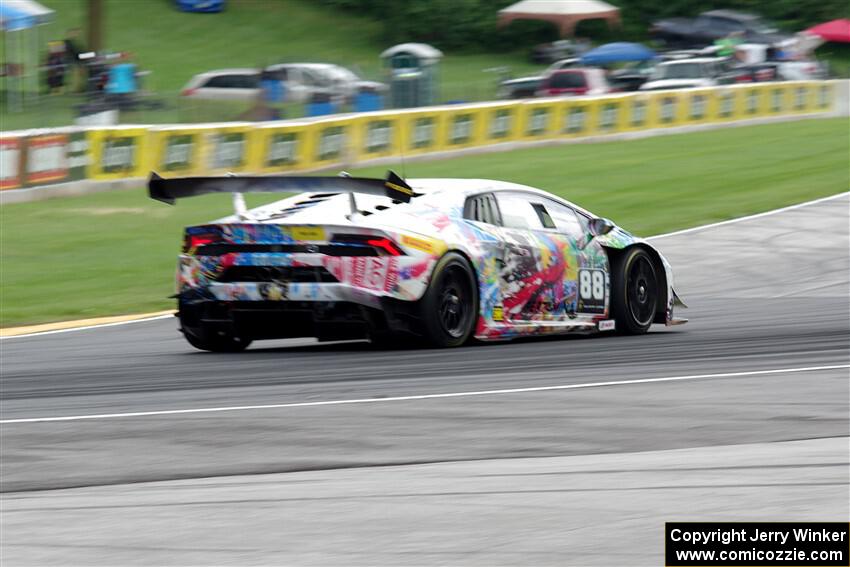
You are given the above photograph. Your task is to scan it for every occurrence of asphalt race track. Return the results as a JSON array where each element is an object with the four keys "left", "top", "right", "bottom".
[{"left": 1, "top": 194, "right": 848, "bottom": 566}]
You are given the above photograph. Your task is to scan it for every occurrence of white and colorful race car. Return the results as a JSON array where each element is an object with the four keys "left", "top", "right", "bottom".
[{"left": 150, "top": 171, "right": 687, "bottom": 352}]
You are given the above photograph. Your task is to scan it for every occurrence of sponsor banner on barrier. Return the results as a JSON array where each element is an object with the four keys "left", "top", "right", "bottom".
[
  {"left": 558, "top": 99, "right": 595, "bottom": 138},
  {"left": 398, "top": 110, "right": 444, "bottom": 155},
  {"left": 684, "top": 89, "right": 712, "bottom": 124},
  {"left": 305, "top": 117, "right": 354, "bottom": 169},
  {"left": 353, "top": 115, "right": 399, "bottom": 161},
  {"left": 519, "top": 100, "right": 558, "bottom": 140},
  {"left": 0, "top": 136, "right": 25, "bottom": 190},
  {"left": 256, "top": 122, "right": 307, "bottom": 173},
  {"left": 2, "top": 81, "right": 838, "bottom": 193},
  {"left": 199, "top": 125, "right": 256, "bottom": 175},
  {"left": 150, "top": 128, "right": 201, "bottom": 175},
  {"left": 650, "top": 91, "right": 687, "bottom": 128},
  {"left": 482, "top": 104, "right": 519, "bottom": 144},
  {"left": 443, "top": 108, "right": 482, "bottom": 148},
  {"left": 25, "top": 133, "right": 69, "bottom": 185},
  {"left": 623, "top": 93, "right": 651, "bottom": 131},
  {"left": 714, "top": 87, "right": 738, "bottom": 121},
  {"left": 89, "top": 127, "right": 148, "bottom": 180}
]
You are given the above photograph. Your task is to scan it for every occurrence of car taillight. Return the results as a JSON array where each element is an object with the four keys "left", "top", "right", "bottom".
[
  {"left": 181, "top": 88, "right": 197, "bottom": 96},
  {"left": 331, "top": 234, "right": 405, "bottom": 256},
  {"left": 366, "top": 237, "right": 404, "bottom": 256},
  {"left": 183, "top": 233, "right": 217, "bottom": 253}
]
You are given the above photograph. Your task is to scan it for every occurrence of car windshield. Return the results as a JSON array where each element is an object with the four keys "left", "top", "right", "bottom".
[
  {"left": 654, "top": 63, "right": 704, "bottom": 80},
  {"left": 549, "top": 72, "right": 586, "bottom": 89}
]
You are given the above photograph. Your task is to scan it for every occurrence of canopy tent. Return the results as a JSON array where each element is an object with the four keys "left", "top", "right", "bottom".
[
  {"left": 1, "top": 0, "right": 54, "bottom": 112},
  {"left": 497, "top": 0, "right": 620, "bottom": 37},
  {"left": 0, "top": 0, "right": 53, "bottom": 31},
  {"left": 805, "top": 19, "right": 850, "bottom": 44},
  {"left": 580, "top": 42, "right": 655, "bottom": 65}
]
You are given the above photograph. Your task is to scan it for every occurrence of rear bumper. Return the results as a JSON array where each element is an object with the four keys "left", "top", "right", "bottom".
[{"left": 178, "top": 294, "right": 419, "bottom": 341}]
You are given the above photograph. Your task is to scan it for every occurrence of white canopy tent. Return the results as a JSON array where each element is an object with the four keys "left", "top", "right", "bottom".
[
  {"left": 497, "top": 0, "right": 620, "bottom": 37},
  {"left": 1, "top": 0, "right": 55, "bottom": 111}
]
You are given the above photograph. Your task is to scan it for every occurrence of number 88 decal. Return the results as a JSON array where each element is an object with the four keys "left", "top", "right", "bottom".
[{"left": 578, "top": 269, "right": 606, "bottom": 313}]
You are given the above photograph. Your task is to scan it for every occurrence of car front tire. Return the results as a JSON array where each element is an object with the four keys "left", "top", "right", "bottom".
[{"left": 611, "top": 247, "right": 659, "bottom": 335}]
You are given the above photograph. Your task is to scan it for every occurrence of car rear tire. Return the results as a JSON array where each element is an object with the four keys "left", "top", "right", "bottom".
[
  {"left": 180, "top": 318, "right": 252, "bottom": 353},
  {"left": 611, "top": 247, "right": 658, "bottom": 335},
  {"left": 419, "top": 252, "right": 478, "bottom": 348}
]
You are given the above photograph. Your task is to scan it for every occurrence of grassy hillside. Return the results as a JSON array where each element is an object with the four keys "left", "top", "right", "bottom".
[{"left": 2, "top": 118, "right": 847, "bottom": 326}]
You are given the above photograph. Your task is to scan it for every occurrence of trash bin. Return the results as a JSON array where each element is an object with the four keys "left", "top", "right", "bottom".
[
  {"left": 306, "top": 91, "right": 337, "bottom": 117},
  {"left": 353, "top": 85, "right": 384, "bottom": 112}
]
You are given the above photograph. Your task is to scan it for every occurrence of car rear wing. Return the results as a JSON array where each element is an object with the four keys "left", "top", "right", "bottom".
[{"left": 148, "top": 170, "right": 414, "bottom": 206}]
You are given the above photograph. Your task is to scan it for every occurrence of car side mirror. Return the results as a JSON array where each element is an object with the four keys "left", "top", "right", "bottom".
[{"left": 588, "top": 217, "right": 615, "bottom": 237}]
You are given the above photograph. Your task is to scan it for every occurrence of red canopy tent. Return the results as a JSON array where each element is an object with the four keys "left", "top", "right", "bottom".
[{"left": 805, "top": 19, "right": 850, "bottom": 43}]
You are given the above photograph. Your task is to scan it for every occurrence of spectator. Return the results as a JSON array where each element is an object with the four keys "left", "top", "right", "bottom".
[
  {"left": 63, "top": 28, "right": 85, "bottom": 91},
  {"left": 45, "top": 41, "right": 66, "bottom": 95},
  {"left": 105, "top": 52, "right": 138, "bottom": 107},
  {"left": 715, "top": 31, "right": 744, "bottom": 58}
]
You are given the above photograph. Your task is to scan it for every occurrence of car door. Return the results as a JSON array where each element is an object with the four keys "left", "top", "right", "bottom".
[
  {"left": 200, "top": 73, "right": 259, "bottom": 101},
  {"left": 493, "top": 192, "right": 580, "bottom": 324},
  {"left": 540, "top": 197, "right": 610, "bottom": 319}
]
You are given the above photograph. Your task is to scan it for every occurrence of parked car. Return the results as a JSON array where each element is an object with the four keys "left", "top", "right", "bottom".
[
  {"left": 650, "top": 10, "right": 789, "bottom": 48},
  {"left": 497, "top": 76, "right": 542, "bottom": 99},
  {"left": 181, "top": 64, "right": 385, "bottom": 104},
  {"left": 639, "top": 58, "right": 735, "bottom": 91},
  {"left": 545, "top": 58, "right": 581, "bottom": 73},
  {"left": 266, "top": 63, "right": 385, "bottom": 104},
  {"left": 537, "top": 68, "right": 611, "bottom": 97},
  {"left": 180, "top": 68, "right": 260, "bottom": 101},
  {"left": 608, "top": 60, "right": 657, "bottom": 91}
]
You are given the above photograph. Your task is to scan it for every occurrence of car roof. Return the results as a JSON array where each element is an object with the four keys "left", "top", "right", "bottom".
[
  {"left": 703, "top": 9, "right": 760, "bottom": 21},
  {"left": 195, "top": 68, "right": 258, "bottom": 77},
  {"left": 407, "top": 178, "right": 593, "bottom": 216},
  {"left": 660, "top": 57, "right": 722, "bottom": 64}
]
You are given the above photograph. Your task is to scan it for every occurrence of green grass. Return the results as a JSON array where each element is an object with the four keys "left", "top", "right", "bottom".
[
  {"left": 1, "top": 118, "right": 847, "bottom": 327},
  {"left": 0, "top": 0, "right": 542, "bottom": 129}
]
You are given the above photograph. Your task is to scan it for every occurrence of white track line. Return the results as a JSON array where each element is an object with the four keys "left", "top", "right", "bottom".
[
  {"left": 2, "top": 191, "right": 847, "bottom": 341},
  {"left": 2, "top": 365, "right": 847, "bottom": 424},
  {"left": 648, "top": 191, "right": 849, "bottom": 240}
]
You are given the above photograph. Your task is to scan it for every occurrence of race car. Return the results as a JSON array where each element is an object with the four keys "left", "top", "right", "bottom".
[{"left": 149, "top": 171, "right": 686, "bottom": 352}]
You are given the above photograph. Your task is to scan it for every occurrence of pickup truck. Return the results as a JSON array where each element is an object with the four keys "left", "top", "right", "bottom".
[{"left": 650, "top": 10, "right": 789, "bottom": 48}]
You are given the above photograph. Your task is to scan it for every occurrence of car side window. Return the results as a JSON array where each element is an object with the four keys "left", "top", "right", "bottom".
[
  {"left": 495, "top": 192, "right": 549, "bottom": 231},
  {"left": 205, "top": 74, "right": 257, "bottom": 89},
  {"left": 463, "top": 193, "right": 502, "bottom": 226},
  {"left": 542, "top": 198, "right": 584, "bottom": 237}
]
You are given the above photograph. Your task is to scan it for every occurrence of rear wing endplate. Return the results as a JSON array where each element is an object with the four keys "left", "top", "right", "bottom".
[{"left": 148, "top": 170, "right": 414, "bottom": 205}]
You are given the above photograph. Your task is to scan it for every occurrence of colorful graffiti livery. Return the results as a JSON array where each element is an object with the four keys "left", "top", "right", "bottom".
[{"left": 154, "top": 173, "right": 686, "bottom": 351}]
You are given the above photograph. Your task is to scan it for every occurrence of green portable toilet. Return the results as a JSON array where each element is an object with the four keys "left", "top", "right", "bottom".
[{"left": 381, "top": 43, "right": 443, "bottom": 108}]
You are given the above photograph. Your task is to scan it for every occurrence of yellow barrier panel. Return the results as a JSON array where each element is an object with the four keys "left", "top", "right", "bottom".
[
  {"left": 648, "top": 91, "right": 687, "bottom": 128},
  {"left": 593, "top": 95, "right": 630, "bottom": 134},
  {"left": 788, "top": 82, "right": 812, "bottom": 114},
  {"left": 619, "top": 93, "right": 652, "bottom": 132},
  {"left": 683, "top": 89, "right": 713, "bottom": 125},
  {"left": 302, "top": 117, "right": 356, "bottom": 171},
  {"left": 254, "top": 122, "right": 311, "bottom": 174},
  {"left": 713, "top": 87, "right": 739, "bottom": 122},
  {"left": 149, "top": 127, "right": 204, "bottom": 175},
  {"left": 352, "top": 114, "right": 402, "bottom": 162},
  {"left": 194, "top": 124, "right": 256, "bottom": 176},
  {"left": 396, "top": 109, "right": 446, "bottom": 156},
  {"left": 89, "top": 127, "right": 149, "bottom": 180},
  {"left": 442, "top": 107, "right": 485, "bottom": 149},
  {"left": 479, "top": 103, "right": 521, "bottom": 145},
  {"left": 815, "top": 82, "right": 834, "bottom": 113},
  {"left": 556, "top": 98, "right": 596, "bottom": 138},
  {"left": 737, "top": 85, "right": 766, "bottom": 119},
  {"left": 518, "top": 100, "right": 559, "bottom": 141}
]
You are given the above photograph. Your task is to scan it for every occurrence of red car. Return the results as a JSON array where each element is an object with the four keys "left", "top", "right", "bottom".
[{"left": 537, "top": 68, "right": 612, "bottom": 97}]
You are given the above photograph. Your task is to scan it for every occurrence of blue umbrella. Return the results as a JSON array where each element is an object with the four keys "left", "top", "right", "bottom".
[{"left": 580, "top": 42, "right": 656, "bottom": 65}]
